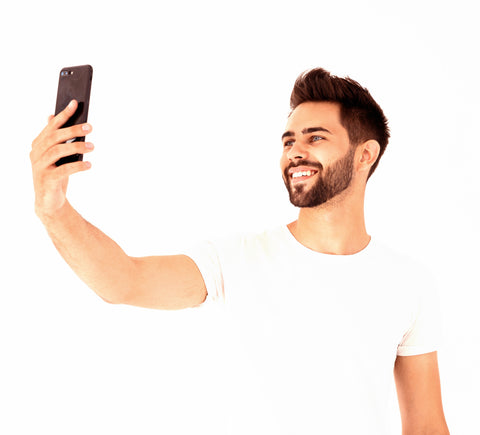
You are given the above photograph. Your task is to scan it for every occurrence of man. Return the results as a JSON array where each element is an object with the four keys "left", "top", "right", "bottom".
[{"left": 30, "top": 68, "right": 449, "bottom": 434}]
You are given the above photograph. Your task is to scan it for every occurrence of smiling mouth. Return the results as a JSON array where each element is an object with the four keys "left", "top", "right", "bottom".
[{"left": 290, "top": 169, "right": 318, "bottom": 182}]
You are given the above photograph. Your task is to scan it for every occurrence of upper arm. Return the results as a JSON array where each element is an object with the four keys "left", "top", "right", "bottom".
[
  {"left": 122, "top": 255, "right": 207, "bottom": 310},
  {"left": 394, "top": 351, "right": 449, "bottom": 434}
]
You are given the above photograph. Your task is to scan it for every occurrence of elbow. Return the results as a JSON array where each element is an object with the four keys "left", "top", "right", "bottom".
[
  {"left": 99, "top": 295, "right": 120, "bottom": 304},
  {"left": 95, "top": 286, "right": 132, "bottom": 305}
]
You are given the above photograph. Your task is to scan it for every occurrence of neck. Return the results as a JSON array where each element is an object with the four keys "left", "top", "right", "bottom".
[{"left": 288, "top": 185, "right": 370, "bottom": 255}]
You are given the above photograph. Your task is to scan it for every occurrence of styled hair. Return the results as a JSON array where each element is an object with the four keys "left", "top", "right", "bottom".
[{"left": 290, "top": 68, "right": 390, "bottom": 178}]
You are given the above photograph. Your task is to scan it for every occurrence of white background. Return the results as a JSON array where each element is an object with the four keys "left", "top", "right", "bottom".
[{"left": 1, "top": 0, "right": 478, "bottom": 433}]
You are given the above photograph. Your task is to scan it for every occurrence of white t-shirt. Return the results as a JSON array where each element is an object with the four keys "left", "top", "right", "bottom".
[{"left": 185, "top": 226, "right": 441, "bottom": 434}]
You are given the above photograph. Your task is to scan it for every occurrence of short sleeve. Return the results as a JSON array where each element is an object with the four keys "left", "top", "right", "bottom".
[
  {"left": 184, "top": 240, "right": 225, "bottom": 306},
  {"left": 397, "top": 272, "right": 443, "bottom": 356}
]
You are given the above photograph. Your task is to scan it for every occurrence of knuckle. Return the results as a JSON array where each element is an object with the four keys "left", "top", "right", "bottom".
[
  {"left": 43, "top": 147, "right": 57, "bottom": 165},
  {"left": 31, "top": 136, "right": 39, "bottom": 149},
  {"left": 60, "top": 126, "right": 81, "bottom": 143},
  {"left": 71, "top": 126, "right": 82, "bottom": 137},
  {"left": 43, "top": 130, "right": 56, "bottom": 145},
  {"left": 41, "top": 133, "right": 51, "bottom": 146},
  {"left": 29, "top": 148, "right": 35, "bottom": 163},
  {"left": 76, "top": 141, "right": 88, "bottom": 152},
  {"left": 47, "top": 114, "right": 56, "bottom": 126},
  {"left": 44, "top": 144, "right": 64, "bottom": 166},
  {"left": 51, "top": 113, "right": 64, "bottom": 128},
  {"left": 52, "top": 108, "right": 71, "bottom": 129},
  {"left": 31, "top": 127, "right": 48, "bottom": 149}
]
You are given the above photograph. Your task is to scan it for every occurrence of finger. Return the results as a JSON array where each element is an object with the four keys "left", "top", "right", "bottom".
[
  {"left": 31, "top": 101, "right": 91, "bottom": 166},
  {"left": 31, "top": 115, "right": 59, "bottom": 151},
  {"left": 51, "top": 160, "right": 92, "bottom": 181},
  {"left": 51, "top": 122, "right": 92, "bottom": 145},
  {"left": 31, "top": 101, "right": 80, "bottom": 153},
  {"left": 32, "top": 122, "right": 93, "bottom": 162},
  {"left": 42, "top": 141, "right": 94, "bottom": 168},
  {"left": 49, "top": 99, "right": 78, "bottom": 130}
]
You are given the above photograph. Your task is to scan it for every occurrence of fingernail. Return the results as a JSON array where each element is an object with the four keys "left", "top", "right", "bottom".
[
  {"left": 85, "top": 142, "right": 94, "bottom": 149},
  {"left": 82, "top": 124, "right": 91, "bottom": 131},
  {"left": 68, "top": 100, "right": 76, "bottom": 109}
]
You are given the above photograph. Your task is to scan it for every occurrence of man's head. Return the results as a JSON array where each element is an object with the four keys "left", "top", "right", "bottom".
[{"left": 281, "top": 68, "right": 389, "bottom": 208}]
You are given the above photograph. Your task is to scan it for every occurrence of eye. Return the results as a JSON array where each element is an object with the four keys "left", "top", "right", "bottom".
[
  {"left": 283, "top": 140, "right": 294, "bottom": 147},
  {"left": 311, "top": 135, "right": 325, "bottom": 142}
]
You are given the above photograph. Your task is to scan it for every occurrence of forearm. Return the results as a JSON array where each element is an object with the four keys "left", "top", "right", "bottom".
[
  {"left": 39, "top": 201, "right": 135, "bottom": 303},
  {"left": 31, "top": 104, "right": 206, "bottom": 310},
  {"left": 402, "top": 427, "right": 449, "bottom": 435}
]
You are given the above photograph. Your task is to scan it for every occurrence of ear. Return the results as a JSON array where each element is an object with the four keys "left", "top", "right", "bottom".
[{"left": 357, "top": 140, "right": 380, "bottom": 174}]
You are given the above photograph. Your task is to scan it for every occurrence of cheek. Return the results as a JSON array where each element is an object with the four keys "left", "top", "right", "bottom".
[
  {"left": 280, "top": 147, "right": 291, "bottom": 164},
  {"left": 279, "top": 154, "right": 289, "bottom": 174}
]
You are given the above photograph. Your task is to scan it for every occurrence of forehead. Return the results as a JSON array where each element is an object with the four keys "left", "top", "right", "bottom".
[{"left": 285, "top": 101, "right": 344, "bottom": 134}]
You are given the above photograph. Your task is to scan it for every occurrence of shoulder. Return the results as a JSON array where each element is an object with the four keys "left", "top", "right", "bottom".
[
  {"left": 204, "top": 225, "right": 289, "bottom": 253},
  {"left": 368, "top": 239, "right": 438, "bottom": 302},
  {"left": 370, "top": 239, "right": 432, "bottom": 275},
  {"left": 185, "top": 226, "right": 289, "bottom": 264}
]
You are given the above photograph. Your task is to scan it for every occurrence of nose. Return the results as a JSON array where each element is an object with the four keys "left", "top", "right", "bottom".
[{"left": 286, "top": 140, "right": 308, "bottom": 161}]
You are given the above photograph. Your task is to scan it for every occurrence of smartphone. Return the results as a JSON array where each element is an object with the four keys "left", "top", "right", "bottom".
[{"left": 54, "top": 65, "right": 93, "bottom": 166}]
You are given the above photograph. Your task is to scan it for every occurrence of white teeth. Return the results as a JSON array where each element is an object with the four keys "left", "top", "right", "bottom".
[{"left": 292, "top": 170, "right": 315, "bottom": 178}]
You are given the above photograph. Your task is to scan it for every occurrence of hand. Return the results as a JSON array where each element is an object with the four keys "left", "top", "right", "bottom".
[{"left": 30, "top": 100, "right": 94, "bottom": 221}]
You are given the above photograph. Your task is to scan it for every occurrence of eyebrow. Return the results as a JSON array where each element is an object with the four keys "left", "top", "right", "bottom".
[{"left": 281, "top": 126, "right": 333, "bottom": 140}]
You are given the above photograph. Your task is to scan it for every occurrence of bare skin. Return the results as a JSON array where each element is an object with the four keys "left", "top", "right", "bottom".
[
  {"left": 30, "top": 100, "right": 207, "bottom": 309},
  {"left": 280, "top": 101, "right": 377, "bottom": 255},
  {"left": 279, "top": 101, "right": 449, "bottom": 433},
  {"left": 31, "top": 99, "right": 449, "bottom": 432},
  {"left": 31, "top": 99, "right": 94, "bottom": 219}
]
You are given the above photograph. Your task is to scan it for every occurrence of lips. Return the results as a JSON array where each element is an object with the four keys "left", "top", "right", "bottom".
[
  {"left": 291, "top": 169, "right": 317, "bottom": 178},
  {"left": 288, "top": 165, "right": 319, "bottom": 182}
]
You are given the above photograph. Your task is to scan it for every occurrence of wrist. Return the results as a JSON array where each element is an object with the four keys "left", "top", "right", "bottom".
[{"left": 36, "top": 201, "right": 73, "bottom": 227}]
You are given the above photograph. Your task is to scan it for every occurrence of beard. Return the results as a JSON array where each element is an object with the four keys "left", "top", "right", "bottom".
[{"left": 283, "top": 146, "right": 356, "bottom": 208}]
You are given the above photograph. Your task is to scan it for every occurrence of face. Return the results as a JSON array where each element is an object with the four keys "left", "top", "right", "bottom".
[{"left": 280, "top": 101, "right": 355, "bottom": 208}]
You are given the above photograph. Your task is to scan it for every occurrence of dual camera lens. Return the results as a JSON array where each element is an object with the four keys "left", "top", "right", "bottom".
[{"left": 61, "top": 71, "right": 73, "bottom": 76}]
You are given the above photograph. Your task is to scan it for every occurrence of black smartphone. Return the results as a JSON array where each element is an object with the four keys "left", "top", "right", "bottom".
[{"left": 54, "top": 65, "right": 93, "bottom": 166}]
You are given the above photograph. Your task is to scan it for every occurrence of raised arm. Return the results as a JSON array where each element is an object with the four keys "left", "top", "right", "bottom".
[{"left": 30, "top": 100, "right": 207, "bottom": 310}]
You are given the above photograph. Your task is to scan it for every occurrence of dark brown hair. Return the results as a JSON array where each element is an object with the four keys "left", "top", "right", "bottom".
[{"left": 290, "top": 68, "right": 390, "bottom": 178}]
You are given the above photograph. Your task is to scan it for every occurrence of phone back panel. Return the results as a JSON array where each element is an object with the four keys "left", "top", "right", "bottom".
[{"left": 54, "top": 65, "right": 93, "bottom": 165}]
